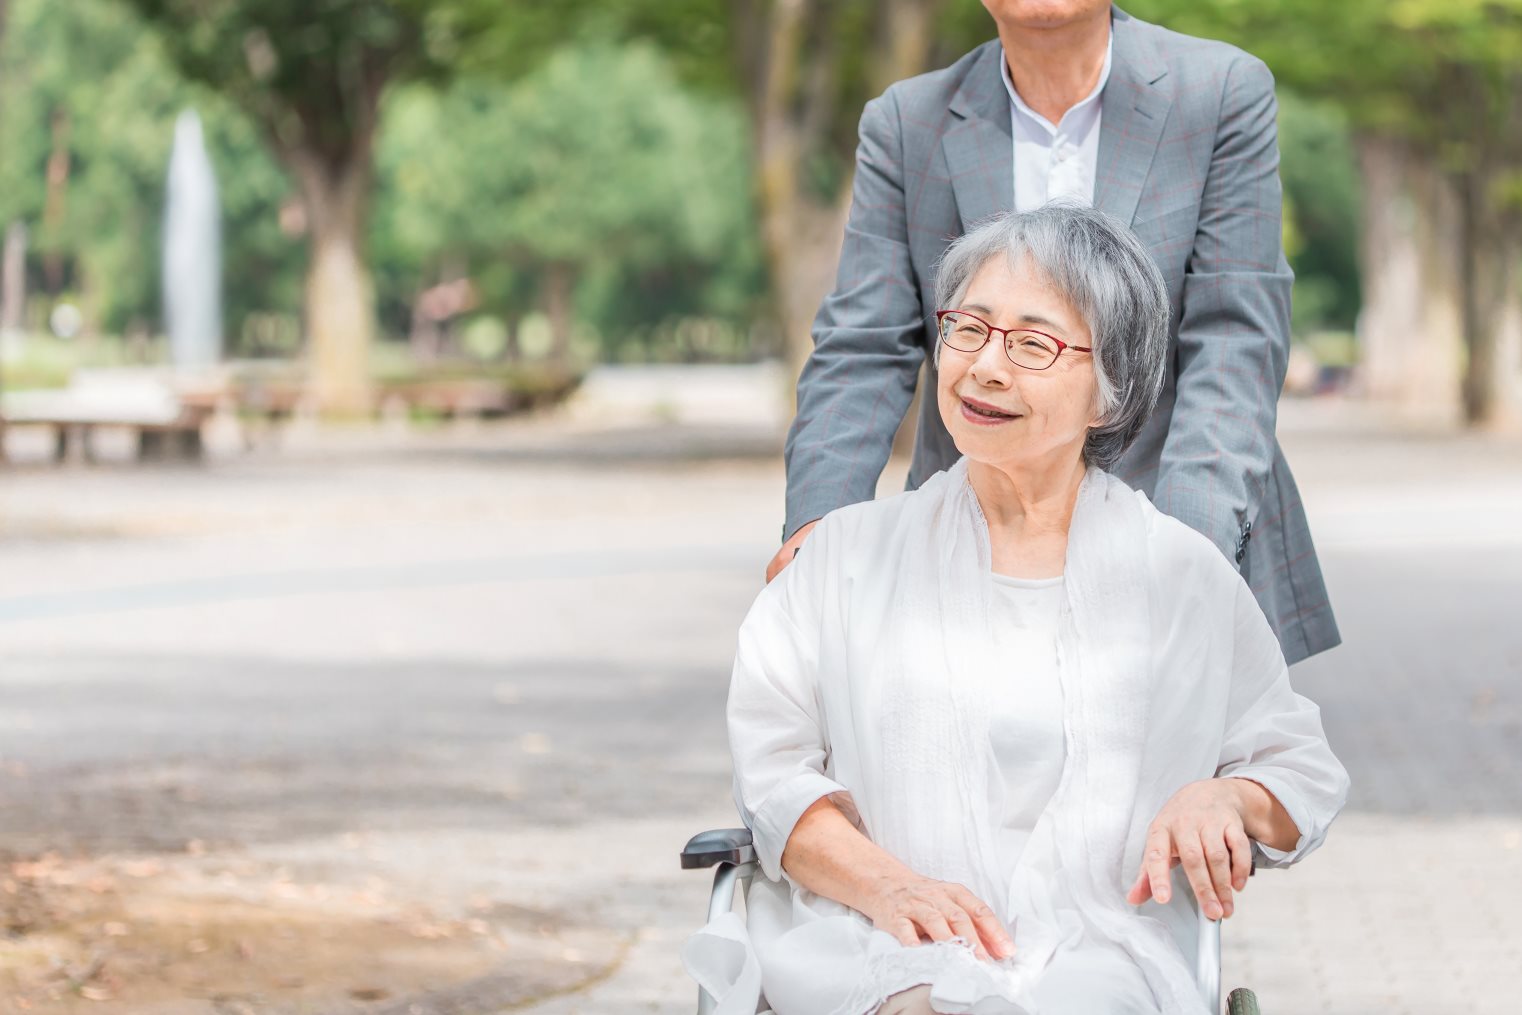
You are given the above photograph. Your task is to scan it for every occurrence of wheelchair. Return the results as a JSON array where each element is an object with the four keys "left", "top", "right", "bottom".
[{"left": 681, "top": 827, "right": 1263, "bottom": 1015}]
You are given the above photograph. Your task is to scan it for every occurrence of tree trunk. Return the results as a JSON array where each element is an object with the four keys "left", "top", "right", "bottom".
[
  {"left": 543, "top": 262, "right": 576, "bottom": 366},
  {"left": 1455, "top": 168, "right": 1512, "bottom": 426},
  {"left": 501, "top": 313, "right": 521, "bottom": 363},
  {"left": 737, "top": 0, "right": 946, "bottom": 398},
  {"left": 758, "top": 188, "right": 852, "bottom": 385},
  {"left": 1352, "top": 134, "right": 1465, "bottom": 420},
  {"left": 1494, "top": 267, "right": 1522, "bottom": 428},
  {"left": 42, "top": 107, "right": 71, "bottom": 292},
  {"left": 1, "top": 220, "right": 26, "bottom": 338},
  {"left": 292, "top": 149, "right": 375, "bottom": 416}
]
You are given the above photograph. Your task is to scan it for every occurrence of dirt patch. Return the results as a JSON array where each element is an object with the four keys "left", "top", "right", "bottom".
[{"left": 1, "top": 851, "right": 620, "bottom": 1013}]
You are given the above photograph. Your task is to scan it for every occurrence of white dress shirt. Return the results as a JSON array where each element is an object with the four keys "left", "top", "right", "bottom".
[{"left": 1000, "top": 34, "right": 1114, "bottom": 211}]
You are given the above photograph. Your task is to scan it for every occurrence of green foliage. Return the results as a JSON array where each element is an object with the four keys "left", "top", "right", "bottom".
[
  {"left": 120, "top": 0, "right": 465, "bottom": 160},
  {"left": 593, "top": 1, "right": 986, "bottom": 201},
  {"left": 118, "top": 0, "right": 595, "bottom": 170},
  {"left": 607, "top": 0, "right": 1368, "bottom": 336},
  {"left": 1122, "top": 0, "right": 1522, "bottom": 338},
  {"left": 1277, "top": 93, "right": 1362, "bottom": 331},
  {"left": 3, "top": 0, "right": 1388, "bottom": 369},
  {"left": 0, "top": 0, "right": 301, "bottom": 338},
  {"left": 372, "top": 40, "right": 763, "bottom": 358},
  {"left": 0, "top": 0, "right": 764, "bottom": 363},
  {"left": 1125, "top": 0, "right": 1522, "bottom": 169}
]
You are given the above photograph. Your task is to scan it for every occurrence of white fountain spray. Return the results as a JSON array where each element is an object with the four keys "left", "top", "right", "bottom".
[{"left": 163, "top": 109, "right": 222, "bottom": 368}]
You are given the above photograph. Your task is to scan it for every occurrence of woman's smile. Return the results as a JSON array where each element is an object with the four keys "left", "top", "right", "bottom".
[{"left": 960, "top": 395, "right": 1023, "bottom": 425}]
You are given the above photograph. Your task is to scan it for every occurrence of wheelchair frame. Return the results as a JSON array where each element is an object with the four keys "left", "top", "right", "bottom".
[{"left": 681, "top": 827, "right": 1258, "bottom": 1015}]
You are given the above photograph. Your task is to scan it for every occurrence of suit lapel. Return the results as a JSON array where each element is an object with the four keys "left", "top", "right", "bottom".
[
  {"left": 1094, "top": 8, "right": 1172, "bottom": 226},
  {"left": 943, "top": 11, "right": 1173, "bottom": 231},
  {"left": 944, "top": 43, "right": 1014, "bottom": 230}
]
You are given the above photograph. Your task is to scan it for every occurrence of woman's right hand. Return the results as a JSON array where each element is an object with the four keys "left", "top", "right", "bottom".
[
  {"left": 863, "top": 873, "right": 1014, "bottom": 961},
  {"left": 780, "top": 799, "right": 1013, "bottom": 962}
]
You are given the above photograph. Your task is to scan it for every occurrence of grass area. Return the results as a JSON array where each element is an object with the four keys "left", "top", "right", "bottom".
[{"left": 0, "top": 333, "right": 157, "bottom": 389}]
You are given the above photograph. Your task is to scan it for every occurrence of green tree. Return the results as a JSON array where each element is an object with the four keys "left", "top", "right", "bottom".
[
  {"left": 592, "top": 0, "right": 960, "bottom": 375},
  {"left": 374, "top": 40, "right": 758, "bottom": 364},
  {"left": 1276, "top": 92, "right": 1362, "bottom": 334},
  {"left": 117, "top": 0, "right": 519, "bottom": 413}
]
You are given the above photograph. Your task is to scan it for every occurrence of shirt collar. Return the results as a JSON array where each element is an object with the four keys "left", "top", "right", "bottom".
[{"left": 999, "top": 30, "right": 1114, "bottom": 135}]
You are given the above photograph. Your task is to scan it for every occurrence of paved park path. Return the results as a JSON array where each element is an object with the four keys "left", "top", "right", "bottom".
[{"left": 1, "top": 400, "right": 1519, "bottom": 1012}]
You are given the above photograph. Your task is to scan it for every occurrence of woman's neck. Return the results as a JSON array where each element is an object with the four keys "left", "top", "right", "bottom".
[
  {"left": 968, "top": 454, "right": 1087, "bottom": 533},
  {"left": 996, "top": 10, "right": 1111, "bottom": 125},
  {"left": 972, "top": 454, "right": 1085, "bottom": 580}
]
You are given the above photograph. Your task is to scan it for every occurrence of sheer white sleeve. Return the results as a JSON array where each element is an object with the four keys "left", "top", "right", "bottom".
[
  {"left": 1215, "top": 579, "right": 1350, "bottom": 868},
  {"left": 727, "top": 527, "right": 851, "bottom": 882}
]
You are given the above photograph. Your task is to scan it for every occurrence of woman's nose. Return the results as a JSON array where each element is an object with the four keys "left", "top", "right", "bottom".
[{"left": 968, "top": 340, "right": 1012, "bottom": 386}]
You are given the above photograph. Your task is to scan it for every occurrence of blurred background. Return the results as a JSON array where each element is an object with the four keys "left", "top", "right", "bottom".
[{"left": 0, "top": 0, "right": 1519, "bottom": 1012}]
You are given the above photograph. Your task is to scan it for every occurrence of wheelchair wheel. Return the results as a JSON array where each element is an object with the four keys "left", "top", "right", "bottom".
[{"left": 1226, "top": 988, "right": 1260, "bottom": 1015}]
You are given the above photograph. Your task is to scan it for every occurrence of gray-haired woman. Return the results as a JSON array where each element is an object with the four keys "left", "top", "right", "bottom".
[{"left": 683, "top": 205, "right": 1348, "bottom": 1015}]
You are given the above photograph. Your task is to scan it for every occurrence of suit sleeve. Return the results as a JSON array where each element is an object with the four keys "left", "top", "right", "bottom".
[
  {"left": 1152, "top": 55, "right": 1293, "bottom": 568},
  {"left": 1214, "top": 578, "right": 1350, "bottom": 868},
  {"left": 782, "top": 87, "right": 928, "bottom": 542}
]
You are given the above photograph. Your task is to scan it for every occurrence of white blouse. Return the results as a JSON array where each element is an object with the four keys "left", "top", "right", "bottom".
[
  {"left": 682, "top": 463, "right": 1349, "bottom": 1015},
  {"left": 986, "top": 572, "right": 1160, "bottom": 1014},
  {"left": 986, "top": 572, "right": 1066, "bottom": 873}
]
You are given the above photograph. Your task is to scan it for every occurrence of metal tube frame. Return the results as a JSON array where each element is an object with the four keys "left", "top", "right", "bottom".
[
  {"left": 697, "top": 859, "right": 758, "bottom": 1015},
  {"left": 1196, "top": 907, "right": 1222, "bottom": 1013}
]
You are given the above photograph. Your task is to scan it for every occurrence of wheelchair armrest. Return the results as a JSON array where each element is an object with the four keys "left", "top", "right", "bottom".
[{"left": 681, "top": 827, "right": 757, "bottom": 870}]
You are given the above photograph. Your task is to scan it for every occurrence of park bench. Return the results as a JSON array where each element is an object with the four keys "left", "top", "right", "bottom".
[{"left": 0, "top": 371, "right": 216, "bottom": 462}]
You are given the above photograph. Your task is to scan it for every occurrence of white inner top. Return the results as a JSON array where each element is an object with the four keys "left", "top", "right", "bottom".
[{"left": 987, "top": 572, "right": 1068, "bottom": 871}]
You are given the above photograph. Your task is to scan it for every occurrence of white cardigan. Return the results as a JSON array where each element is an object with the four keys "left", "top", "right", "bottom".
[{"left": 684, "top": 460, "right": 1349, "bottom": 1015}]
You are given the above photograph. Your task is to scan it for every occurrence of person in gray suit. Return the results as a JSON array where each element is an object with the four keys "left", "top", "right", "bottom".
[{"left": 767, "top": 0, "right": 1339, "bottom": 664}]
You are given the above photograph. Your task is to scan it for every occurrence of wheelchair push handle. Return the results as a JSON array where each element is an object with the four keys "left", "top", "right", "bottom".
[{"left": 680, "top": 827, "right": 756, "bottom": 869}]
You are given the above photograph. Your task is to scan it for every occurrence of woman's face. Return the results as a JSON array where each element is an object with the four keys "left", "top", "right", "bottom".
[{"left": 936, "top": 255, "right": 1100, "bottom": 472}]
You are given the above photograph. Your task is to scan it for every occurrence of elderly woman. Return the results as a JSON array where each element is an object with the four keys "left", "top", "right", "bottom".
[{"left": 683, "top": 205, "right": 1349, "bottom": 1015}]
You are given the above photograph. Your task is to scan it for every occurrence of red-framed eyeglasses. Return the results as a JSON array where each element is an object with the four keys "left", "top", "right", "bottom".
[{"left": 934, "top": 309, "right": 1091, "bottom": 371}]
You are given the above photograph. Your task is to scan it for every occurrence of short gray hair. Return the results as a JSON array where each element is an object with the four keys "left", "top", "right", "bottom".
[{"left": 932, "top": 204, "right": 1169, "bottom": 471}]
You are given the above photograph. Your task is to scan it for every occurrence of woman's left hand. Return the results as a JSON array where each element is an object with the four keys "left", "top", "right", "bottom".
[{"left": 1125, "top": 778, "right": 1254, "bottom": 920}]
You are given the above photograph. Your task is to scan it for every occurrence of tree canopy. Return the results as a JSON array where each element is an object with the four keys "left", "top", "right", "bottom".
[{"left": 7, "top": 0, "right": 1512, "bottom": 417}]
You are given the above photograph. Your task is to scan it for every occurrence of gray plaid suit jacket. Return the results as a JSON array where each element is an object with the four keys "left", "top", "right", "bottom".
[{"left": 782, "top": 6, "right": 1339, "bottom": 664}]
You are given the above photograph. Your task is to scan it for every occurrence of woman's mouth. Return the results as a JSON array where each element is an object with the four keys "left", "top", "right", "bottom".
[{"left": 960, "top": 398, "right": 1020, "bottom": 425}]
